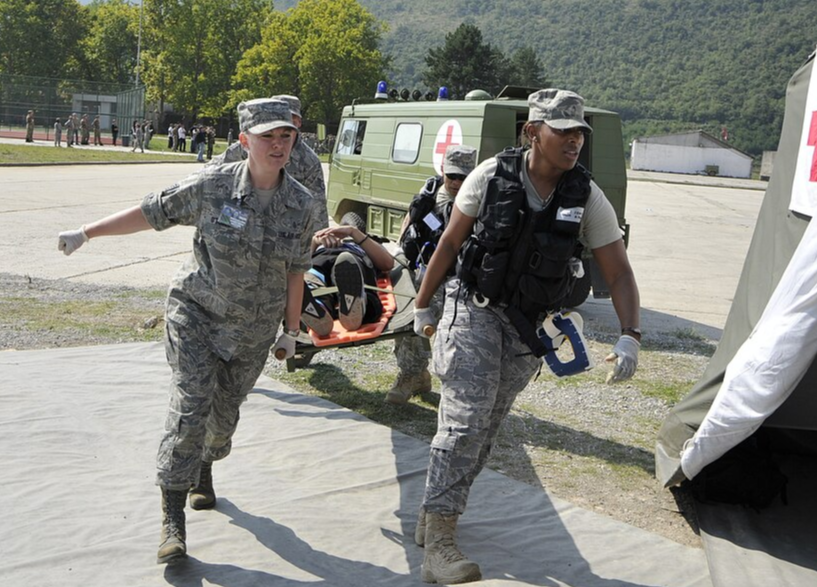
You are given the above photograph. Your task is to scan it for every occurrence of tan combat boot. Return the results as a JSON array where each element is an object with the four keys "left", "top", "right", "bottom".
[
  {"left": 415, "top": 506, "right": 426, "bottom": 547},
  {"left": 385, "top": 369, "right": 432, "bottom": 405},
  {"left": 421, "top": 512, "right": 482, "bottom": 584},
  {"left": 157, "top": 488, "right": 187, "bottom": 564},
  {"left": 189, "top": 460, "right": 216, "bottom": 510}
]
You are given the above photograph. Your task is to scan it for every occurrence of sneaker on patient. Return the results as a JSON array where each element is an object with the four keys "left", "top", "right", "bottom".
[
  {"left": 332, "top": 252, "right": 367, "bottom": 331},
  {"left": 301, "top": 283, "right": 334, "bottom": 337}
]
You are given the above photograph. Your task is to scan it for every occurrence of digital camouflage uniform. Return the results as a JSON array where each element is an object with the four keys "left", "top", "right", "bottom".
[
  {"left": 421, "top": 136, "right": 619, "bottom": 515},
  {"left": 64, "top": 117, "right": 74, "bottom": 146},
  {"left": 141, "top": 160, "right": 315, "bottom": 490},
  {"left": 80, "top": 115, "right": 89, "bottom": 144},
  {"left": 210, "top": 139, "right": 328, "bottom": 230},
  {"left": 25, "top": 111, "right": 34, "bottom": 142},
  {"left": 395, "top": 146, "right": 478, "bottom": 380},
  {"left": 71, "top": 114, "right": 80, "bottom": 144},
  {"left": 424, "top": 281, "right": 541, "bottom": 513},
  {"left": 393, "top": 184, "right": 454, "bottom": 376}
]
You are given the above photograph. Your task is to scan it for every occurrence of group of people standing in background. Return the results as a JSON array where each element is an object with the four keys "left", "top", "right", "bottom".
[
  {"left": 129, "top": 119, "right": 156, "bottom": 153},
  {"left": 166, "top": 122, "right": 217, "bottom": 161},
  {"left": 48, "top": 112, "right": 115, "bottom": 148},
  {"left": 25, "top": 109, "right": 218, "bottom": 162}
]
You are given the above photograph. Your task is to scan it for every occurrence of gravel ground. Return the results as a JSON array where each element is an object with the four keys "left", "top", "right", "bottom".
[{"left": 1, "top": 271, "right": 711, "bottom": 548}]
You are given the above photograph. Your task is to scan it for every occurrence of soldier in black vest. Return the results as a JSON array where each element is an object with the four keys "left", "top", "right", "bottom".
[
  {"left": 409, "top": 89, "right": 641, "bottom": 584},
  {"left": 387, "top": 145, "right": 477, "bottom": 405}
]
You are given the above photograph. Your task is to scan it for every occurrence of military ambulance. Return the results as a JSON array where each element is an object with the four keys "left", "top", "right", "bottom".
[{"left": 326, "top": 85, "right": 629, "bottom": 306}]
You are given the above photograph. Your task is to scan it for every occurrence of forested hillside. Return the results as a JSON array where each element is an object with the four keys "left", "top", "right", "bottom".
[{"left": 277, "top": 0, "right": 816, "bottom": 156}]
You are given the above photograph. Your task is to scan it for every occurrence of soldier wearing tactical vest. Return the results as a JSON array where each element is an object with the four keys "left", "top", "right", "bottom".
[
  {"left": 410, "top": 89, "right": 641, "bottom": 584},
  {"left": 388, "top": 144, "right": 477, "bottom": 405}
]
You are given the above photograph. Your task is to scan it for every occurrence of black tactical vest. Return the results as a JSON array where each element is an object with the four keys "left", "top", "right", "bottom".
[
  {"left": 399, "top": 176, "right": 454, "bottom": 269},
  {"left": 457, "top": 147, "right": 591, "bottom": 352}
]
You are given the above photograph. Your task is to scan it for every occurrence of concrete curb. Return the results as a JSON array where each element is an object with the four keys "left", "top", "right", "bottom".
[{"left": 0, "top": 160, "right": 201, "bottom": 167}]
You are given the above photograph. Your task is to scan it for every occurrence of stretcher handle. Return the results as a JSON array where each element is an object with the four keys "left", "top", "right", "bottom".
[{"left": 423, "top": 324, "right": 436, "bottom": 337}]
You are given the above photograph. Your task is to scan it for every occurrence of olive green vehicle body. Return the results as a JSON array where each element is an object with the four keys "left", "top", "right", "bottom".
[{"left": 326, "top": 91, "right": 629, "bottom": 301}]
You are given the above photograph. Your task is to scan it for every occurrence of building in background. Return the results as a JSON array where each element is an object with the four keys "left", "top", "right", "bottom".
[{"left": 630, "top": 130, "right": 753, "bottom": 178}]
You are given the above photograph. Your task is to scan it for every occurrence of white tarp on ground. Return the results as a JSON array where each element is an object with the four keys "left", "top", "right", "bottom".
[
  {"left": 680, "top": 217, "right": 817, "bottom": 480},
  {"left": 0, "top": 342, "right": 710, "bottom": 587}
]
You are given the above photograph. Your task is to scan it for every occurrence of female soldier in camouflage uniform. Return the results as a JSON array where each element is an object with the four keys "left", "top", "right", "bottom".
[
  {"left": 57, "top": 98, "right": 316, "bottom": 565},
  {"left": 411, "top": 89, "right": 641, "bottom": 584}
]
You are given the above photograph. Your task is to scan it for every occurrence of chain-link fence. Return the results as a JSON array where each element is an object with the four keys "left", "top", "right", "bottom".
[
  {"left": 0, "top": 74, "right": 340, "bottom": 149},
  {"left": 0, "top": 74, "right": 145, "bottom": 143}
]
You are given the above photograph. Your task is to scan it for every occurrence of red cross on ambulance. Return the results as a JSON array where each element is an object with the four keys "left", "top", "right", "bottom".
[{"left": 433, "top": 120, "right": 463, "bottom": 176}]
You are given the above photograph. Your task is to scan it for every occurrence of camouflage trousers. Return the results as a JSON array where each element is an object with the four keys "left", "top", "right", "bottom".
[
  {"left": 156, "top": 319, "right": 271, "bottom": 490},
  {"left": 422, "top": 281, "right": 541, "bottom": 515},
  {"left": 393, "top": 270, "right": 446, "bottom": 376}
]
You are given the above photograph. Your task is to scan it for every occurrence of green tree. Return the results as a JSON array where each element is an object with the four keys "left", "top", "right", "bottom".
[
  {"left": 232, "top": 0, "right": 390, "bottom": 125},
  {"left": 230, "top": 11, "right": 301, "bottom": 106},
  {"left": 141, "top": 0, "right": 273, "bottom": 121},
  {"left": 508, "top": 46, "right": 546, "bottom": 89},
  {"left": 0, "top": 0, "right": 87, "bottom": 77},
  {"left": 78, "top": 0, "right": 140, "bottom": 85},
  {"left": 422, "top": 23, "right": 507, "bottom": 99}
]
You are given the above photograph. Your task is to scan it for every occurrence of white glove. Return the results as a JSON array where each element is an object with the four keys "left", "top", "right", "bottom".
[
  {"left": 272, "top": 332, "right": 297, "bottom": 361},
  {"left": 413, "top": 307, "right": 437, "bottom": 338},
  {"left": 605, "top": 334, "right": 640, "bottom": 383},
  {"left": 58, "top": 227, "right": 89, "bottom": 256}
]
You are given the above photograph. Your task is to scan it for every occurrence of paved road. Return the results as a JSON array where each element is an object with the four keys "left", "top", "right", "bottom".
[{"left": 0, "top": 162, "right": 767, "bottom": 340}]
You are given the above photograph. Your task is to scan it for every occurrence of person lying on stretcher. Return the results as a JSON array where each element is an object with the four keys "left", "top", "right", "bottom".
[{"left": 300, "top": 224, "right": 394, "bottom": 336}]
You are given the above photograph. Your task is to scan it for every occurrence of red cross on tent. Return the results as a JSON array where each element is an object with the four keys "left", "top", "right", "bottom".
[{"left": 809, "top": 110, "right": 817, "bottom": 182}]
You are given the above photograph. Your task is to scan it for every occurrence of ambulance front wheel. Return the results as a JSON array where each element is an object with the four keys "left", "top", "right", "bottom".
[{"left": 340, "top": 211, "right": 366, "bottom": 233}]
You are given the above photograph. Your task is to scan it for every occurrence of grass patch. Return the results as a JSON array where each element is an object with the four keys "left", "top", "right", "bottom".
[
  {"left": 0, "top": 136, "right": 228, "bottom": 165},
  {"left": 607, "top": 460, "right": 653, "bottom": 485},
  {"left": 643, "top": 328, "right": 717, "bottom": 356},
  {"left": 0, "top": 296, "right": 164, "bottom": 343},
  {"left": 632, "top": 378, "right": 691, "bottom": 404},
  {"left": 671, "top": 327, "right": 706, "bottom": 341},
  {"left": 113, "top": 288, "right": 167, "bottom": 301}
]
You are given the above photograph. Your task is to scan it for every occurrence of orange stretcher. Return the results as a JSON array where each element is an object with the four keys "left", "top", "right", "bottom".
[
  {"left": 308, "top": 275, "right": 398, "bottom": 347},
  {"left": 285, "top": 257, "right": 419, "bottom": 372}
]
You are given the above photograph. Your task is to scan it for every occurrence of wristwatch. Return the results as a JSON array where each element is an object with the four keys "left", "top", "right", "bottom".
[
  {"left": 284, "top": 328, "right": 301, "bottom": 338},
  {"left": 621, "top": 327, "right": 642, "bottom": 338}
]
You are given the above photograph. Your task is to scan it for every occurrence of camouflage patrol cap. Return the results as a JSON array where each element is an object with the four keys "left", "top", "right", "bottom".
[
  {"left": 238, "top": 98, "right": 298, "bottom": 135},
  {"left": 271, "top": 94, "right": 302, "bottom": 118},
  {"left": 444, "top": 145, "right": 477, "bottom": 176},
  {"left": 528, "top": 89, "right": 593, "bottom": 134}
]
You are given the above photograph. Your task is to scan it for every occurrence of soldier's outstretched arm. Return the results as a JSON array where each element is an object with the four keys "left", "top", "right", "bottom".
[{"left": 57, "top": 205, "right": 151, "bottom": 256}]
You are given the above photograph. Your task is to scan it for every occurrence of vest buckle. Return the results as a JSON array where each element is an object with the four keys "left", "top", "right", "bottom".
[{"left": 528, "top": 251, "right": 542, "bottom": 269}]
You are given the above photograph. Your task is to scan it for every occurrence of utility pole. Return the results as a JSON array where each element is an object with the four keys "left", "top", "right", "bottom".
[{"left": 135, "top": 0, "right": 144, "bottom": 87}]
